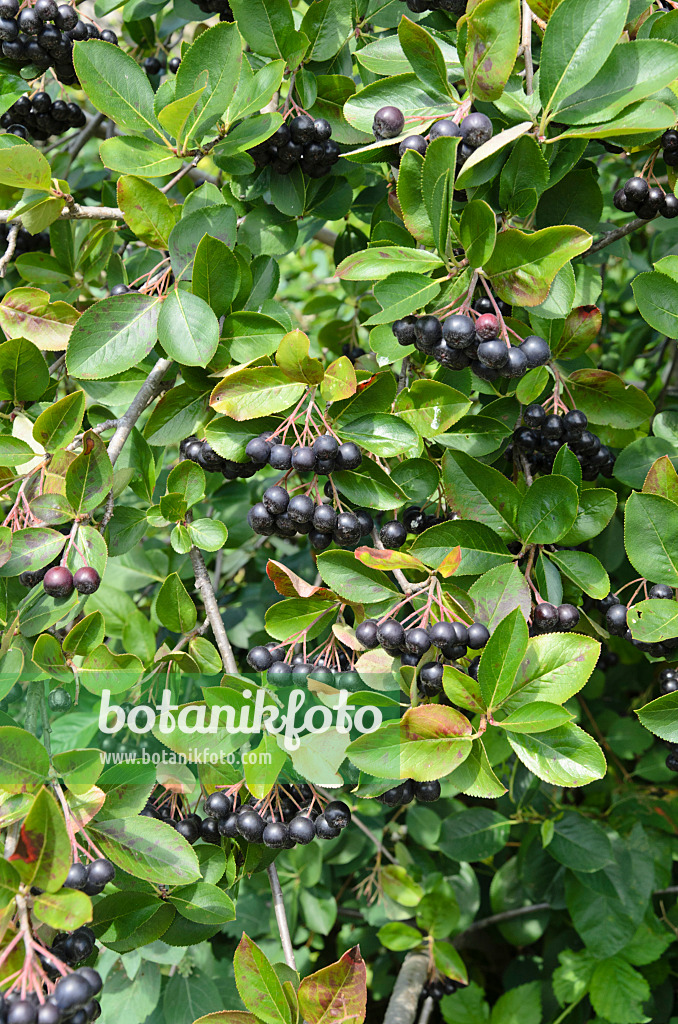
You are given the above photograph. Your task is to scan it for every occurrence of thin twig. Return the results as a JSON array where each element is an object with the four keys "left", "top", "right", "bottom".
[
  {"left": 187, "top": 514, "right": 237, "bottom": 674},
  {"left": 582, "top": 217, "right": 650, "bottom": 257},
  {"left": 267, "top": 862, "right": 297, "bottom": 971},
  {"left": 0, "top": 222, "right": 21, "bottom": 277},
  {"left": 416, "top": 996, "right": 434, "bottom": 1024},
  {"left": 67, "top": 112, "right": 107, "bottom": 163},
  {"left": 106, "top": 358, "right": 174, "bottom": 467},
  {"left": 161, "top": 155, "right": 201, "bottom": 194},
  {"left": 0, "top": 204, "right": 121, "bottom": 225},
  {"left": 522, "top": 1, "right": 534, "bottom": 95},
  {"left": 459, "top": 902, "right": 550, "bottom": 935}
]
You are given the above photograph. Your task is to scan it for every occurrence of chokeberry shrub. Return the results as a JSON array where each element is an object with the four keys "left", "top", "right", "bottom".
[{"left": 0, "top": 1, "right": 677, "bottom": 1024}]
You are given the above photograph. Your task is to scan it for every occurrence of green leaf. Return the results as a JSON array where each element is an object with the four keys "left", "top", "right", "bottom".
[
  {"left": 156, "top": 573, "right": 197, "bottom": 633},
  {"left": 158, "top": 83, "right": 208, "bottom": 145},
  {"left": 422, "top": 136, "right": 458, "bottom": 257},
  {"left": 628, "top": 598, "right": 678, "bottom": 643},
  {"left": 459, "top": 201, "right": 497, "bottom": 269},
  {"left": 636, "top": 691, "right": 678, "bottom": 742},
  {"left": 265, "top": 597, "right": 337, "bottom": 642},
  {"left": 624, "top": 491, "right": 678, "bottom": 585},
  {"left": 73, "top": 40, "right": 162, "bottom": 138},
  {"left": 567, "top": 369, "right": 654, "bottom": 429},
  {"left": 228, "top": 0, "right": 294, "bottom": 60},
  {"left": 454, "top": 121, "right": 533, "bottom": 190},
  {"left": 548, "top": 811, "right": 613, "bottom": 872},
  {"left": 117, "top": 176, "right": 176, "bottom": 250},
  {"left": 192, "top": 235, "right": 241, "bottom": 318},
  {"left": 174, "top": 22, "right": 242, "bottom": 144},
  {"left": 0, "top": 527, "right": 64, "bottom": 577},
  {"left": 335, "top": 247, "right": 443, "bottom": 281},
  {"left": 445, "top": 737, "right": 506, "bottom": 798},
  {"left": 0, "top": 727, "right": 50, "bottom": 792},
  {"left": 210, "top": 366, "right": 305, "bottom": 420},
  {"left": 66, "top": 294, "right": 161, "bottom": 380},
  {"left": 395, "top": 381, "right": 471, "bottom": 437},
  {"left": 168, "top": 205, "right": 238, "bottom": 280},
  {"left": 234, "top": 933, "right": 292, "bottom": 1024},
  {"left": 300, "top": 0, "right": 352, "bottom": 61},
  {"left": 548, "top": 550, "right": 609, "bottom": 599},
  {"left": 338, "top": 413, "right": 420, "bottom": 457},
  {"left": 169, "top": 881, "right": 235, "bottom": 925},
  {"left": 276, "top": 329, "right": 324, "bottom": 385},
  {"left": 398, "top": 16, "right": 450, "bottom": 99},
  {"left": 411, "top": 520, "right": 514, "bottom": 576},
  {"left": 589, "top": 957, "right": 650, "bottom": 1024},
  {"left": 483, "top": 227, "right": 592, "bottom": 306},
  {"left": 66, "top": 431, "right": 113, "bottom": 514},
  {"left": 499, "top": 136, "right": 551, "bottom": 217},
  {"left": 366, "top": 272, "right": 441, "bottom": 325},
  {"left": 90, "top": 817, "right": 201, "bottom": 886},
  {"left": 396, "top": 150, "right": 435, "bottom": 247},
  {"left": 0, "top": 337, "right": 48, "bottom": 403},
  {"left": 517, "top": 474, "right": 578, "bottom": 544},
  {"left": 316, "top": 550, "right": 399, "bottom": 604},
  {"left": 439, "top": 808, "right": 511, "bottom": 861},
  {"left": 0, "top": 287, "right": 79, "bottom": 351},
  {"left": 99, "top": 136, "right": 183, "bottom": 177},
  {"left": 539, "top": 0, "right": 630, "bottom": 115},
  {"left": 0, "top": 136, "right": 51, "bottom": 190},
  {"left": 508, "top": 723, "right": 606, "bottom": 787},
  {"left": 633, "top": 269, "right": 678, "bottom": 338},
  {"left": 63, "top": 611, "right": 106, "bottom": 657},
  {"left": 187, "top": 519, "right": 228, "bottom": 552},
  {"left": 442, "top": 449, "right": 520, "bottom": 538},
  {"left": 33, "top": 889, "right": 91, "bottom": 931},
  {"left": 463, "top": 0, "right": 520, "bottom": 102},
  {"left": 348, "top": 705, "right": 472, "bottom": 781},
  {"left": 0, "top": 435, "right": 35, "bottom": 467},
  {"left": 32, "top": 390, "right": 85, "bottom": 453},
  {"left": 496, "top": 702, "right": 573, "bottom": 733},
  {"left": 504, "top": 633, "right": 600, "bottom": 710},
  {"left": 377, "top": 922, "right": 423, "bottom": 951},
  {"left": 16, "top": 787, "right": 71, "bottom": 892},
  {"left": 478, "top": 608, "right": 529, "bottom": 710},
  {"left": 559, "top": 486, "right": 617, "bottom": 545},
  {"left": 158, "top": 289, "right": 220, "bottom": 367}
]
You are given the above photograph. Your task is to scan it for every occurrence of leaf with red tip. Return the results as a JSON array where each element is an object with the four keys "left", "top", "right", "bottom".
[
  {"left": 355, "top": 546, "right": 426, "bottom": 572},
  {"left": 266, "top": 560, "right": 335, "bottom": 600},
  {"left": 298, "top": 946, "right": 367, "bottom": 1024}
]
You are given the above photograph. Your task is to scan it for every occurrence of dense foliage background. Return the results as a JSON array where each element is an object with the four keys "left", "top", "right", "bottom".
[{"left": 1, "top": 0, "right": 678, "bottom": 1023}]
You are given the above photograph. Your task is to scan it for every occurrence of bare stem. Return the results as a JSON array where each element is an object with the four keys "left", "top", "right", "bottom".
[
  {"left": 582, "top": 216, "right": 649, "bottom": 257},
  {"left": 0, "top": 222, "right": 21, "bottom": 277},
  {"left": 187, "top": 519, "right": 237, "bottom": 674},
  {"left": 266, "top": 862, "right": 297, "bottom": 971},
  {"left": 522, "top": 1, "right": 534, "bottom": 95},
  {"left": 382, "top": 952, "right": 429, "bottom": 1024},
  {"left": 106, "top": 357, "right": 174, "bottom": 467}
]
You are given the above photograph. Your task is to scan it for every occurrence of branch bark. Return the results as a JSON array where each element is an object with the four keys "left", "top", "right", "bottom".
[
  {"left": 106, "top": 357, "right": 174, "bottom": 467},
  {"left": 187, "top": 522, "right": 238, "bottom": 674},
  {"left": 382, "top": 952, "right": 429, "bottom": 1024},
  {"left": 267, "top": 862, "right": 297, "bottom": 971},
  {"left": 581, "top": 216, "right": 649, "bottom": 257},
  {"left": 0, "top": 221, "right": 20, "bottom": 278}
]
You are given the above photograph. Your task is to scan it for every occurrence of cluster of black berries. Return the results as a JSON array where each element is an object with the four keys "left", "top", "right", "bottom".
[
  {"left": 249, "top": 116, "right": 340, "bottom": 179},
  {"left": 3, "top": 967, "right": 102, "bottom": 1024},
  {"left": 423, "top": 977, "right": 463, "bottom": 1001},
  {"left": 1, "top": 93, "right": 85, "bottom": 141},
  {"left": 245, "top": 433, "right": 362, "bottom": 476},
  {"left": 247, "top": 642, "right": 362, "bottom": 690},
  {"left": 187, "top": 0, "right": 233, "bottom": 20},
  {"left": 659, "top": 665, "right": 678, "bottom": 695},
  {"left": 180, "top": 436, "right": 259, "bottom": 481},
  {"left": 0, "top": 222, "right": 49, "bottom": 261},
  {"left": 141, "top": 797, "right": 209, "bottom": 844},
  {"left": 401, "top": 505, "right": 449, "bottom": 536},
  {"left": 508, "top": 406, "right": 615, "bottom": 480},
  {"left": 603, "top": 587, "right": 678, "bottom": 658},
  {"left": 396, "top": 0, "right": 465, "bottom": 14},
  {"left": 613, "top": 175, "right": 678, "bottom": 220},
  {"left": 531, "top": 601, "right": 580, "bottom": 633},
  {"left": 357, "top": 618, "right": 490, "bottom": 692},
  {"left": 63, "top": 858, "right": 115, "bottom": 897},
  {"left": 38, "top": 565, "right": 101, "bottom": 598},
  {"left": 378, "top": 778, "right": 441, "bottom": 806},
  {"left": 393, "top": 310, "right": 549, "bottom": 381},
  {"left": 372, "top": 106, "right": 492, "bottom": 173},
  {"left": 662, "top": 128, "right": 678, "bottom": 168},
  {"left": 200, "top": 786, "right": 352, "bottom": 848},
  {"left": 248, "top": 485, "right": 373, "bottom": 549},
  {"left": 0, "top": 0, "right": 117, "bottom": 83}
]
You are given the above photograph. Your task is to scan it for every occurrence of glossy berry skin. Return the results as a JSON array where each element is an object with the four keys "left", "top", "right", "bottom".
[
  {"left": 204, "top": 791, "right": 231, "bottom": 818},
  {"left": 534, "top": 602, "right": 558, "bottom": 631},
  {"left": 247, "top": 646, "right": 273, "bottom": 671},
  {"left": 502, "top": 346, "right": 528, "bottom": 378},
  {"left": 175, "top": 819, "right": 199, "bottom": 844},
  {"left": 143, "top": 56, "right": 161, "bottom": 75},
  {"left": 392, "top": 315, "right": 418, "bottom": 346},
  {"left": 356, "top": 509, "right": 374, "bottom": 535},
  {"left": 313, "top": 118, "right": 332, "bottom": 141},
  {"left": 405, "top": 627, "right": 431, "bottom": 656},
  {"left": 377, "top": 618, "right": 405, "bottom": 650},
  {"left": 562, "top": 409, "right": 587, "bottom": 436},
  {"left": 324, "top": 800, "right": 351, "bottom": 828},
  {"left": 460, "top": 112, "right": 492, "bottom": 148},
  {"left": 53, "top": 974, "right": 93, "bottom": 1011},
  {"left": 334, "top": 511, "right": 361, "bottom": 544},
  {"left": 613, "top": 188, "right": 633, "bottom": 213},
  {"left": 314, "top": 813, "right": 340, "bottom": 839},
  {"left": 442, "top": 314, "right": 475, "bottom": 349},
  {"left": 263, "top": 821, "right": 289, "bottom": 848},
  {"left": 37, "top": 1004, "right": 60, "bottom": 1024},
  {"left": 168, "top": 55, "right": 181, "bottom": 72},
  {"left": 291, "top": 445, "right": 315, "bottom": 472},
  {"left": 514, "top": 427, "right": 538, "bottom": 451},
  {"left": 428, "top": 621, "right": 456, "bottom": 648},
  {"left": 419, "top": 661, "right": 443, "bottom": 695},
  {"left": 414, "top": 315, "right": 442, "bottom": 352},
  {"left": 356, "top": 619, "right": 379, "bottom": 649},
  {"left": 661, "top": 194, "right": 678, "bottom": 218},
  {"left": 429, "top": 118, "right": 461, "bottom": 141},
  {"left": 467, "top": 623, "right": 490, "bottom": 649},
  {"left": 414, "top": 779, "right": 441, "bottom": 802},
  {"left": 524, "top": 402, "right": 547, "bottom": 426},
  {"left": 48, "top": 686, "right": 72, "bottom": 712},
  {"left": 313, "top": 434, "right": 338, "bottom": 459},
  {"left": 77, "top": 968, "right": 102, "bottom": 997},
  {"left": 606, "top": 603, "right": 628, "bottom": 636},
  {"left": 200, "top": 817, "right": 221, "bottom": 844},
  {"left": 380, "top": 520, "right": 407, "bottom": 549},
  {"left": 269, "top": 443, "right": 292, "bottom": 470},
  {"left": 373, "top": 105, "right": 404, "bottom": 139},
  {"left": 623, "top": 176, "right": 649, "bottom": 203},
  {"left": 245, "top": 437, "right": 270, "bottom": 464},
  {"left": 285, "top": 495, "right": 313, "bottom": 524},
  {"left": 649, "top": 583, "right": 674, "bottom": 599},
  {"left": 248, "top": 502, "right": 275, "bottom": 535},
  {"left": 87, "top": 858, "right": 115, "bottom": 886},
  {"left": 557, "top": 604, "right": 580, "bottom": 631},
  {"left": 335, "top": 442, "right": 362, "bottom": 471},
  {"left": 7, "top": 1002, "right": 38, "bottom": 1024},
  {"left": 520, "top": 335, "right": 551, "bottom": 367},
  {"left": 666, "top": 752, "right": 678, "bottom": 772},
  {"left": 64, "top": 861, "right": 88, "bottom": 889},
  {"left": 399, "top": 134, "right": 427, "bottom": 158},
  {"left": 236, "top": 808, "right": 265, "bottom": 842},
  {"left": 43, "top": 565, "right": 74, "bottom": 597},
  {"left": 290, "top": 114, "right": 315, "bottom": 144},
  {"left": 289, "top": 815, "right": 315, "bottom": 844},
  {"left": 262, "top": 485, "right": 289, "bottom": 516},
  {"left": 73, "top": 566, "right": 100, "bottom": 595},
  {"left": 661, "top": 677, "right": 678, "bottom": 695},
  {"left": 218, "top": 812, "right": 240, "bottom": 838},
  {"left": 474, "top": 313, "right": 499, "bottom": 340},
  {"left": 477, "top": 339, "right": 509, "bottom": 368}
]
